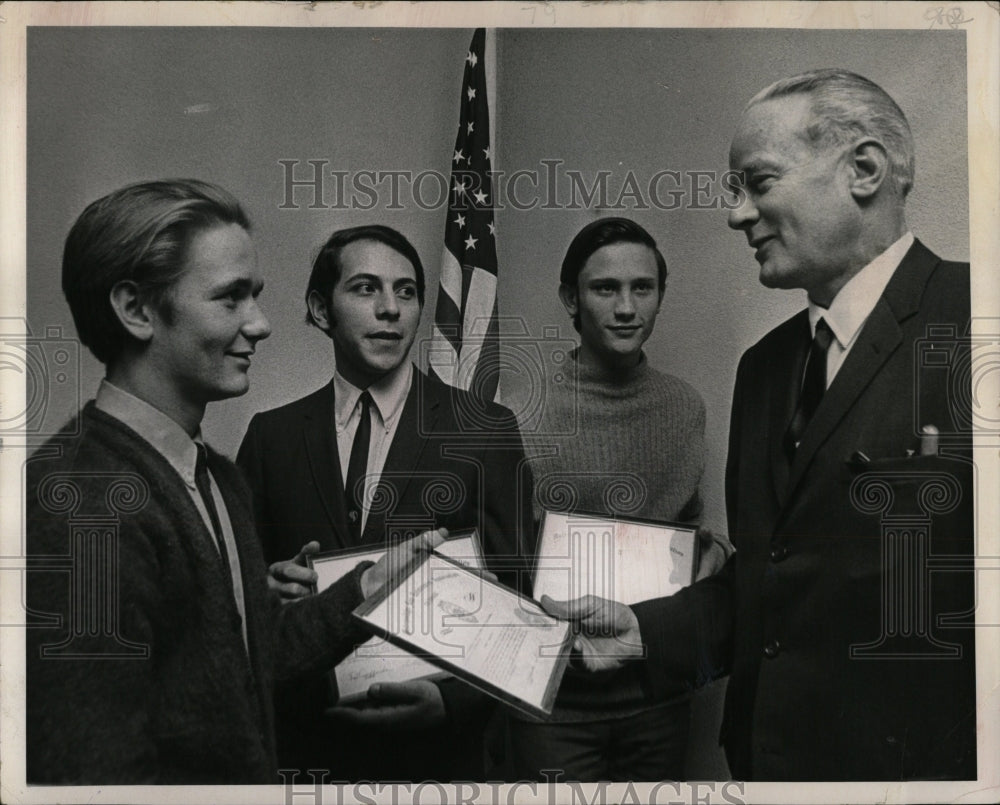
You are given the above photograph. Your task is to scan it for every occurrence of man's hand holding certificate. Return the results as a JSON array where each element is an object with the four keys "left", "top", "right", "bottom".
[
  {"left": 285, "top": 521, "right": 651, "bottom": 712},
  {"left": 305, "top": 529, "right": 489, "bottom": 707},
  {"left": 268, "top": 540, "right": 321, "bottom": 601},
  {"left": 353, "top": 550, "right": 573, "bottom": 718},
  {"left": 327, "top": 679, "right": 447, "bottom": 731},
  {"left": 358, "top": 528, "right": 447, "bottom": 599},
  {"left": 527, "top": 511, "right": 713, "bottom": 676},
  {"left": 540, "top": 594, "right": 644, "bottom": 673},
  {"left": 531, "top": 511, "right": 700, "bottom": 606},
  {"left": 267, "top": 528, "right": 448, "bottom": 603}
]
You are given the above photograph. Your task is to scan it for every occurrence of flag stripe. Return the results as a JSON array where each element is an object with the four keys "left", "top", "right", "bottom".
[
  {"left": 428, "top": 325, "right": 460, "bottom": 388},
  {"left": 462, "top": 267, "right": 497, "bottom": 342},
  {"left": 433, "top": 286, "right": 462, "bottom": 354},
  {"left": 470, "top": 302, "right": 500, "bottom": 399},
  {"left": 438, "top": 247, "right": 464, "bottom": 313}
]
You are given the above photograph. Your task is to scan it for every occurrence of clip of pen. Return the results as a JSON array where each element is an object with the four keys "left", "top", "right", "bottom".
[
  {"left": 848, "top": 450, "right": 871, "bottom": 469},
  {"left": 919, "top": 424, "right": 939, "bottom": 456}
]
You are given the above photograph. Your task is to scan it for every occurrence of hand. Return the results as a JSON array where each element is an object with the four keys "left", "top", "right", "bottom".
[
  {"left": 325, "top": 680, "right": 447, "bottom": 730},
  {"left": 268, "top": 540, "right": 320, "bottom": 602},
  {"left": 541, "top": 594, "right": 643, "bottom": 672},
  {"left": 360, "top": 528, "right": 447, "bottom": 599},
  {"left": 694, "top": 526, "right": 733, "bottom": 581}
]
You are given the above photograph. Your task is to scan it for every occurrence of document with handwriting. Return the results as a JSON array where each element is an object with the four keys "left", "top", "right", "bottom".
[
  {"left": 311, "top": 532, "right": 483, "bottom": 702},
  {"left": 355, "top": 552, "right": 572, "bottom": 717},
  {"left": 532, "top": 511, "right": 697, "bottom": 606}
]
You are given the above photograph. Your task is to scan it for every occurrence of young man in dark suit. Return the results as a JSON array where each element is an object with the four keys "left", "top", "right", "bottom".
[
  {"left": 237, "top": 224, "right": 533, "bottom": 781},
  {"left": 25, "top": 180, "right": 440, "bottom": 784},
  {"left": 547, "top": 69, "right": 976, "bottom": 781}
]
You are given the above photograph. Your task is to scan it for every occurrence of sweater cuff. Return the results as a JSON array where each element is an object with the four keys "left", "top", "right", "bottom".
[
  {"left": 349, "top": 560, "right": 376, "bottom": 599},
  {"left": 318, "top": 560, "right": 375, "bottom": 646}
]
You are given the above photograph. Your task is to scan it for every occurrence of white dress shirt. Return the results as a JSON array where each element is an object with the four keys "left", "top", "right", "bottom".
[
  {"left": 808, "top": 231, "right": 914, "bottom": 387},
  {"left": 333, "top": 362, "right": 413, "bottom": 536}
]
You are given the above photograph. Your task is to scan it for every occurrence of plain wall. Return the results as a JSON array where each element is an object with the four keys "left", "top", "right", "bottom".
[
  {"left": 26, "top": 26, "right": 968, "bottom": 780},
  {"left": 27, "top": 26, "right": 473, "bottom": 448}
]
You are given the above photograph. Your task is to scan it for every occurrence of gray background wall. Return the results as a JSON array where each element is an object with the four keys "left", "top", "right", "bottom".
[{"left": 26, "top": 26, "right": 968, "bottom": 779}]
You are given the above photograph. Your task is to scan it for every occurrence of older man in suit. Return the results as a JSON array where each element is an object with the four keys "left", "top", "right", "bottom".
[
  {"left": 547, "top": 69, "right": 976, "bottom": 781},
  {"left": 237, "top": 224, "right": 532, "bottom": 781}
]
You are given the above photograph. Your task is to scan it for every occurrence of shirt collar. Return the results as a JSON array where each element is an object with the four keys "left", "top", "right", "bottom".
[
  {"left": 808, "top": 232, "right": 914, "bottom": 348},
  {"left": 95, "top": 379, "right": 201, "bottom": 488},
  {"left": 333, "top": 361, "right": 413, "bottom": 432}
]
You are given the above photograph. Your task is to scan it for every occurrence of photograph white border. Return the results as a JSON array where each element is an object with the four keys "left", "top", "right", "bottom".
[{"left": 1, "top": 3, "right": 997, "bottom": 804}]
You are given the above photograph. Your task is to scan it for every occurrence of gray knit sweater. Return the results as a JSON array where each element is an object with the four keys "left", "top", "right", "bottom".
[
  {"left": 523, "top": 351, "right": 705, "bottom": 525},
  {"left": 514, "top": 350, "right": 706, "bottom": 719}
]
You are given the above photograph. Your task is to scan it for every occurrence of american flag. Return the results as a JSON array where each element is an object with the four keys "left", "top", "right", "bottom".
[{"left": 428, "top": 28, "right": 500, "bottom": 402}]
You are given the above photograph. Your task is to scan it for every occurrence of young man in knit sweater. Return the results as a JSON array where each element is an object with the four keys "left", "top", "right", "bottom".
[
  {"left": 507, "top": 217, "right": 730, "bottom": 781},
  {"left": 25, "top": 179, "right": 441, "bottom": 784}
]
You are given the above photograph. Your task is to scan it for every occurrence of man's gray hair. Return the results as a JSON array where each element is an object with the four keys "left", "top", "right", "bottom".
[{"left": 748, "top": 68, "right": 915, "bottom": 198}]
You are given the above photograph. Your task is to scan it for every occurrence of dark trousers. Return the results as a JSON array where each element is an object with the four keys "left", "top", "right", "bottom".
[
  {"left": 507, "top": 698, "right": 691, "bottom": 782},
  {"left": 273, "top": 677, "right": 486, "bottom": 782}
]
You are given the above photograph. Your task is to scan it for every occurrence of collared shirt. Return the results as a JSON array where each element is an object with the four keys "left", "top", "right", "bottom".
[
  {"left": 808, "top": 231, "right": 914, "bottom": 387},
  {"left": 95, "top": 379, "right": 248, "bottom": 652},
  {"left": 333, "top": 362, "right": 413, "bottom": 536}
]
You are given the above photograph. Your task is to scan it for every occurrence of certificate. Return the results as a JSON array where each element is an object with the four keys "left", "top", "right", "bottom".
[
  {"left": 308, "top": 529, "right": 485, "bottom": 703},
  {"left": 531, "top": 510, "right": 698, "bottom": 606},
  {"left": 353, "top": 551, "right": 573, "bottom": 718}
]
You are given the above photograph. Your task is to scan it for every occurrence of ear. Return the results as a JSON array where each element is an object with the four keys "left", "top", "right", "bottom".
[
  {"left": 558, "top": 283, "right": 578, "bottom": 319},
  {"left": 109, "top": 281, "right": 155, "bottom": 343},
  {"left": 307, "top": 289, "right": 333, "bottom": 332},
  {"left": 847, "top": 139, "right": 890, "bottom": 200}
]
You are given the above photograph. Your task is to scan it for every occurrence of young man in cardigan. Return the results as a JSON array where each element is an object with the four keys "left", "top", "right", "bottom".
[{"left": 25, "top": 179, "right": 440, "bottom": 784}]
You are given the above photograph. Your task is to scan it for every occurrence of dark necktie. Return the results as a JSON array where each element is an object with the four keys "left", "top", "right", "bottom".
[
  {"left": 194, "top": 444, "right": 236, "bottom": 596},
  {"left": 785, "top": 318, "right": 834, "bottom": 458},
  {"left": 344, "top": 391, "right": 372, "bottom": 541}
]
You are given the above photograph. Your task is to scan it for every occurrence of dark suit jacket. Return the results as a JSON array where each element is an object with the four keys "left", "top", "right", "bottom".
[
  {"left": 237, "top": 368, "right": 534, "bottom": 780},
  {"left": 26, "top": 404, "right": 371, "bottom": 784},
  {"left": 633, "top": 240, "right": 976, "bottom": 780}
]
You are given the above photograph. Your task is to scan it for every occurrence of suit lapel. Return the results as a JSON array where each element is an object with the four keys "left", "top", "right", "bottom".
[
  {"left": 785, "top": 300, "right": 901, "bottom": 497},
  {"left": 301, "top": 380, "right": 353, "bottom": 548},
  {"left": 783, "top": 240, "right": 939, "bottom": 504},
  {"left": 361, "top": 370, "right": 440, "bottom": 543}
]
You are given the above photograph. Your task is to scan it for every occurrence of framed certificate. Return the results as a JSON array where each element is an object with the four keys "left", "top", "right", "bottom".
[
  {"left": 308, "top": 529, "right": 485, "bottom": 703},
  {"left": 353, "top": 550, "right": 573, "bottom": 718},
  {"left": 531, "top": 510, "right": 699, "bottom": 606}
]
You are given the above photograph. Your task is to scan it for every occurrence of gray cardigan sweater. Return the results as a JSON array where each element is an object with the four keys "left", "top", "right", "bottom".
[{"left": 26, "top": 403, "right": 371, "bottom": 784}]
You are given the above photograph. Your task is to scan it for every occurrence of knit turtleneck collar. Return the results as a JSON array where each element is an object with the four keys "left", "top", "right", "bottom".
[{"left": 573, "top": 347, "right": 651, "bottom": 388}]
